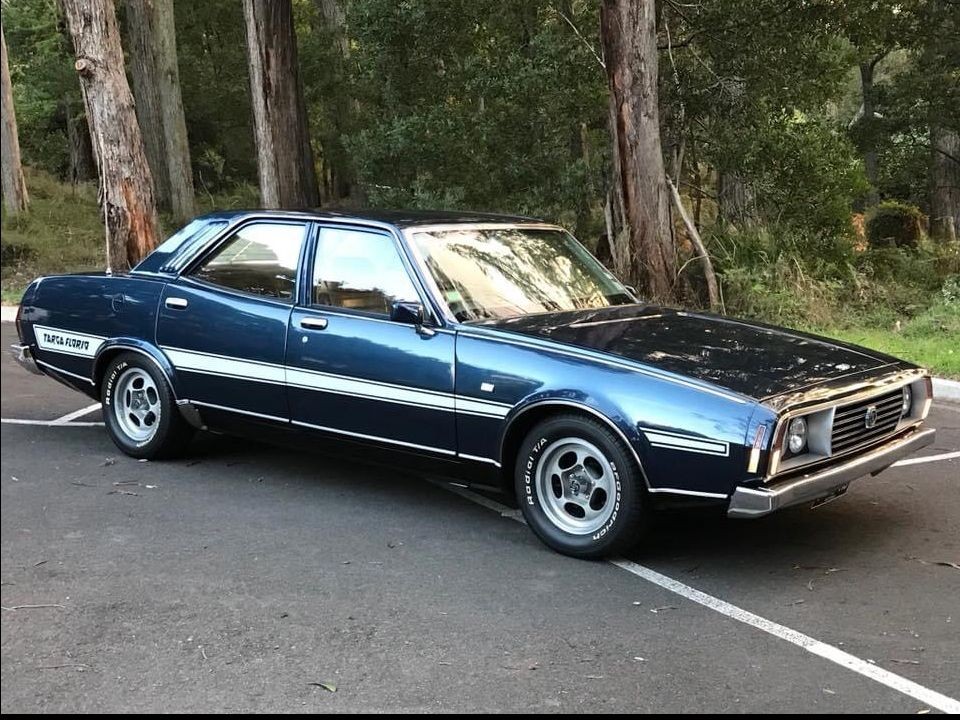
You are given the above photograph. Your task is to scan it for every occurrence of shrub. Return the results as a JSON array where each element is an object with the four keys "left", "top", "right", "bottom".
[{"left": 865, "top": 201, "right": 924, "bottom": 248}]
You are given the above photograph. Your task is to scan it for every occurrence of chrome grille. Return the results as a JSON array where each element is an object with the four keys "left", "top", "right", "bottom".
[{"left": 830, "top": 389, "right": 903, "bottom": 455}]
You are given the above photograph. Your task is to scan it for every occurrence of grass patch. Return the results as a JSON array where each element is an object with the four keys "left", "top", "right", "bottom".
[
  {"left": 1, "top": 168, "right": 105, "bottom": 304},
  {"left": 0, "top": 169, "right": 259, "bottom": 304},
  {"left": 809, "top": 298, "right": 960, "bottom": 377}
]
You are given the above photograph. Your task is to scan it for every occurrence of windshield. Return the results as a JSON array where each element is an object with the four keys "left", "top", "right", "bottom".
[{"left": 411, "top": 227, "right": 632, "bottom": 322}]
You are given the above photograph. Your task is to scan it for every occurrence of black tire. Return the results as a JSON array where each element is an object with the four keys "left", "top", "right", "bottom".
[
  {"left": 101, "top": 352, "right": 192, "bottom": 460},
  {"left": 515, "top": 413, "right": 647, "bottom": 559}
]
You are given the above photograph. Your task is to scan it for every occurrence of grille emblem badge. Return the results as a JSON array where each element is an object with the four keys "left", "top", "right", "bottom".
[{"left": 864, "top": 405, "right": 878, "bottom": 429}]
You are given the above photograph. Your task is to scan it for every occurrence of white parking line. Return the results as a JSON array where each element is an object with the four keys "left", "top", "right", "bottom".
[
  {"left": 0, "top": 418, "right": 104, "bottom": 427},
  {"left": 51, "top": 403, "right": 102, "bottom": 425},
  {"left": 431, "top": 481, "right": 960, "bottom": 714},
  {"left": 893, "top": 450, "right": 960, "bottom": 467}
]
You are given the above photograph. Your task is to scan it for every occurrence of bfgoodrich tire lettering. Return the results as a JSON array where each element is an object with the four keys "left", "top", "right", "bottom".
[
  {"left": 515, "top": 414, "right": 647, "bottom": 558},
  {"left": 102, "top": 352, "right": 192, "bottom": 460}
]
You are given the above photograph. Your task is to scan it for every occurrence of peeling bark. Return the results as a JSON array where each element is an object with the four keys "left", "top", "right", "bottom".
[
  {"left": 1, "top": 25, "right": 29, "bottom": 215},
  {"left": 125, "top": 0, "right": 195, "bottom": 223},
  {"left": 930, "top": 126, "right": 959, "bottom": 243},
  {"left": 243, "top": 0, "right": 319, "bottom": 209},
  {"left": 600, "top": 0, "right": 676, "bottom": 304},
  {"left": 62, "top": 0, "right": 159, "bottom": 271}
]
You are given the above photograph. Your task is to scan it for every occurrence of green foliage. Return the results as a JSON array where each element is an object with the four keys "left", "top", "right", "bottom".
[
  {"left": 865, "top": 201, "right": 925, "bottom": 247},
  {"left": 343, "top": 0, "right": 608, "bottom": 234},
  {"left": 173, "top": 0, "right": 256, "bottom": 191},
  {"left": 2, "top": 0, "right": 954, "bottom": 370},
  {"left": 0, "top": 169, "right": 105, "bottom": 303},
  {"left": 3, "top": 0, "right": 81, "bottom": 176},
  {"left": 711, "top": 220, "right": 956, "bottom": 327}
]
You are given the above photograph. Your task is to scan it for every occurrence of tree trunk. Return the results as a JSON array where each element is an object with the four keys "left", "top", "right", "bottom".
[
  {"left": 65, "top": 100, "right": 96, "bottom": 184},
  {"left": 717, "top": 170, "right": 754, "bottom": 227},
  {"left": 243, "top": 0, "right": 319, "bottom": 209},
  {"left": 1, "top": 25, "right": 29, "bottom": 215},
  {"left": 313, "top": 0, "right": 359, "bottom": 203},
  {"left": 859, "top": 61, "right": 880, "bottom": 207},
  {"left": 930, "top": 125, "right": 959, "bottom": 243},
  {"left": 124, "top": 0, "right": 195, "bottom": 223},
  {"left": 600, "top": 0, "right": 676, "bottom": 304},
  {"left": 61, "top": 0, "right": 159, "bottom": 272}
]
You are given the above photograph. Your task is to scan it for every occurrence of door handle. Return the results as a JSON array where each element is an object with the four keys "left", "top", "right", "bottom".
[
  {"left": 300, "top": 317, "right": 328, "bottom": 330},
  {"left": 165, "top": 297, "right": 189, "bottom": 310}
]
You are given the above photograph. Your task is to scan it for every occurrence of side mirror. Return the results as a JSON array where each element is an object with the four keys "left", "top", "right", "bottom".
[
  {"left": 390, "top": 301, "right": 425, "bottom": 326},
  {"left": 391, "top": 301, "right": 437, "bottom": 336}
]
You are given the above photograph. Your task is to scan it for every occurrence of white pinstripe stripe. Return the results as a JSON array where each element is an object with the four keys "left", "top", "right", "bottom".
[
  {"left": 160, "top": 345, "right": 511, "bottom": 417},
  {"left": 642, "top": 429, "right": 731, "bottom": 457}
]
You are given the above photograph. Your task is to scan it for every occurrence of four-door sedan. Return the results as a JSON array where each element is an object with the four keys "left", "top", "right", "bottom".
[{"left": 12, "top": 209, "right": 936, "bottom": 557}]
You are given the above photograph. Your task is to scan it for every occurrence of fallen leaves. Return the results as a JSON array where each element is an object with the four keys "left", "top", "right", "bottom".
[{"left": 308, "top": 681, "right": 337, "bottom": 693}]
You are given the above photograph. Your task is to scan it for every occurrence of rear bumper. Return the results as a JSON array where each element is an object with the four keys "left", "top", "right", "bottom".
[
  {"left": 10, "top": 343, "right": 43, "bottom": 375},
  {"left": 727, "top": 426, "right": 936, "bottom": 518}
]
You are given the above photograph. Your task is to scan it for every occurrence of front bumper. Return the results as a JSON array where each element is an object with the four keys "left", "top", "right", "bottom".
[
  {"left": 10, "top": 343, "right": 43, "bottom": 375},
  {"left": 727, "top": 426, "right": 936, "bottom": 518}
]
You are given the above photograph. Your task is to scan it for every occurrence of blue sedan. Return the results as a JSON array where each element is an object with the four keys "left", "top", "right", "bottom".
[{"left": 12, "top": 210, "right": 936, "bottom": 557}]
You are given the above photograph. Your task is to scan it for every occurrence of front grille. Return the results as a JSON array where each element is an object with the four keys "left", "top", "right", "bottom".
[{"left": 830, "top": 389, "right": 903, "bottom": 455}]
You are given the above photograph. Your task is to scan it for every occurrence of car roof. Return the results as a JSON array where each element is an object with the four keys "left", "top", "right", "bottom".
[{"left": 197, "top": 208, "right": 543, "bottom": 229}]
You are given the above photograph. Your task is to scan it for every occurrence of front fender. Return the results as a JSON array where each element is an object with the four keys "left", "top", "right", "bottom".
[{"left": 499, "top": 391, "right": 651, "bottom": 483}]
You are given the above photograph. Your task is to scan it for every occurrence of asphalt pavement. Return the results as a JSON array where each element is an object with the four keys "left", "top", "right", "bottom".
[{"left": 2, "top": 323, "right": 958, "bottom": 712}]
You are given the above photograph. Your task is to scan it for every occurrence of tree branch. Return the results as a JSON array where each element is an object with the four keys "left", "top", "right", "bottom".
[
  {"left": 667, "top": 177, "right": 720, "bottom": 312},
  {"left": 550, "top": 5, "right": 605, "bottom": 70}
]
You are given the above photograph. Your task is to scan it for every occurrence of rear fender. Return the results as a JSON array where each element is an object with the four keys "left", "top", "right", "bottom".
[{"left": 92, "top": 340, "right": 179, "bottom": 399}]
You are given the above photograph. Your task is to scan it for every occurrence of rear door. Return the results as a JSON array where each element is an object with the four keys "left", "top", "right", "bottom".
[
  {"left": 285, "top": 225, "right": 457, "bottom": 455},
  {"left": 156, "top": 220, "right": 310, "bottom": 422}
]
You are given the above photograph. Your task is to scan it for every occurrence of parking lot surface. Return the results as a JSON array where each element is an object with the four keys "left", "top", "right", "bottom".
[{"left": 2, "top": 323, "right": 958, "bottom": 712}]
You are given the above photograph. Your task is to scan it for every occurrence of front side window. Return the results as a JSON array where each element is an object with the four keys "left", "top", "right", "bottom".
[
  {"left": 312, "top": 228, "right": 419, "bottom": 315},
  {"left": 190, "top": 222, "right": 306, "bottom": 302},
  {"left": 411, "top": 227, "right": 632, "bottom": 322}
]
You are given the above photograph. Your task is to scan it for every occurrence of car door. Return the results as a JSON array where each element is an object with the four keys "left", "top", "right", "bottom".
[
  {"left": 285, "top": 225, "right": 457, "bottom": 455},
  {"left": 156, "top": 219, "right": 310, "bottom": 422}
]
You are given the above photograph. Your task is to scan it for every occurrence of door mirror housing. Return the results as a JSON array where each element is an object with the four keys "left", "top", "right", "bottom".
[{"left": 390, "top": 301, "right": 425, "bottom": 326}]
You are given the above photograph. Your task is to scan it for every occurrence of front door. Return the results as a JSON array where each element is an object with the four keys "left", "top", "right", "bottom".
[
  {"left": 285, "top": 225, "right": 456, "bottom": 455},
  {"left": 157, "top": 220, "right": 309, "bottom": 422}
]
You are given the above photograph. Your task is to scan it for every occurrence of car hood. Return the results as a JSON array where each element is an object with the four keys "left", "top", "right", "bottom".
[{"left": 476, "top": 305, "right": 902, "bottom": 400}]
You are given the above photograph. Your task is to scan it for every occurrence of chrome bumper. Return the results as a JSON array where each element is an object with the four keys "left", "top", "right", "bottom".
[
  {"left": 10, "top": 343, "right": 43, "bottom": 375},
  {"left": 727, "top": 426, "right": 936, "bottom": 519}
]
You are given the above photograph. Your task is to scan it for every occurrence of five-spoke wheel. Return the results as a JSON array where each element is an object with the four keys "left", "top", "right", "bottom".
[
  {"left": 112, "top": 367, "right": 162, "bottom": 443},
  {"left": 516, "top": 413, "right": 647, "bottom": 558},
  {"left": 102, "top": 353, "right": 192, "bottom": 459},
  {"left": 536, "top": 438, "right": 617, "bottom": 536}
]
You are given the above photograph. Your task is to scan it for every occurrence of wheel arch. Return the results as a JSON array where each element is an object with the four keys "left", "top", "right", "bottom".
[
  {"left": 498, "top": 398, "right": 651, "bottom": 493},
  {"left": 92, "top": 339, "right": 179, "bottom": 399}
]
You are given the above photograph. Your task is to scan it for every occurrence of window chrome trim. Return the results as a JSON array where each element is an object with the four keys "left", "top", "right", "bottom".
[
  {"left": 177, "top": 275, "right": 299, "bottom": 309},
  {"left": 308, "top": 222, "right": 445, "bottom": 328},
  {"left": 171, "top": 213, "right": 402, "bottom": 275}
]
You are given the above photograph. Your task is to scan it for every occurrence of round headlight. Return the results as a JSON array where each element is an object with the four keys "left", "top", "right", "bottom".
[
  {"left": 787, "top": 417, "right": 807, "bottom": 455},
  {"left": 901, "top": 385, "right": 912, "bottom": 416}
]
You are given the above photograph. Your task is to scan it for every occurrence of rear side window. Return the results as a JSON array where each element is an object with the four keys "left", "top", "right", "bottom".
[
  {"left": 311, "top": 227, "right": 420, "bottom": 315},
  {"left": 191, "top": 222, "right": 306, "bottom": 302}
]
